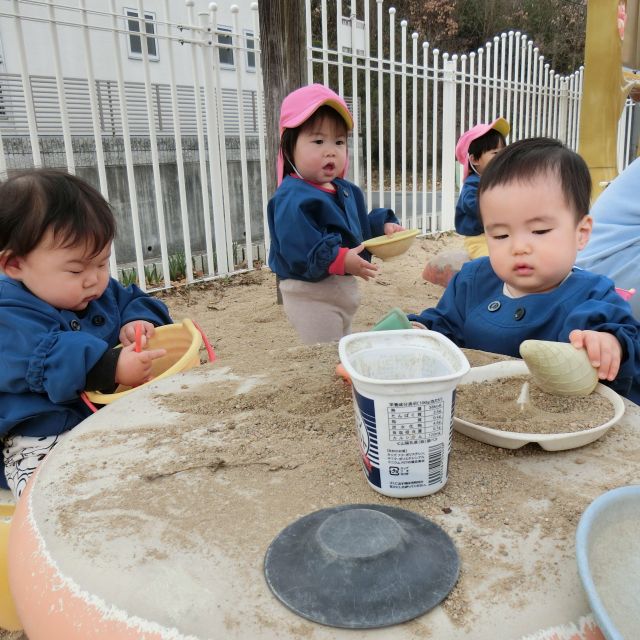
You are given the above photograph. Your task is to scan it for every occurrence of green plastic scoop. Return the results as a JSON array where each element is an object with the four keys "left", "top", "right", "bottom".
[{"left": 372, "top": 307, "right": 412, "bottom": 331}]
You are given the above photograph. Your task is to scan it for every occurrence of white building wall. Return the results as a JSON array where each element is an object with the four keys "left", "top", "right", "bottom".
[{"left": 0, "top": 0, "right": 258, "bottom": 91}]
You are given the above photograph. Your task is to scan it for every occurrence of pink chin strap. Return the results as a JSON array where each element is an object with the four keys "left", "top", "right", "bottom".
[{"left": 276, "top": 84, "right": 354, "bottom": 186}]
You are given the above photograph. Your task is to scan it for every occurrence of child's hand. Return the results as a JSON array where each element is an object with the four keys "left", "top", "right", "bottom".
[
  {"left": 411, "top": 321, "right": 427, "bottom": 329},
  {"left": 384, "top": 222, "right": 405, "bottom": 236},
  {"left": 119, "top": 321, "right": 156, "bottom": 347},
  {"left": 568, "top": 329, "right": 622, "bottom": 381},
  {"left": 344, "top": 244, "right": 379, "bottom": 281},
  {"left": 115, "top": 341, "right": 167, "bottom": 387}
]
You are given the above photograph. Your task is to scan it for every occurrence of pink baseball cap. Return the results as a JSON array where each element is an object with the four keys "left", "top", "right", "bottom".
[
  {"left": 277, "top": 84, "right": 354, "bottom": 185},
  {"left": 455, "top": 117, "right": 510, "bottom": 179}
]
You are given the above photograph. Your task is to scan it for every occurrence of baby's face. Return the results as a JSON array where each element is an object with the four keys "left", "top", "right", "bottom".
[
  {"left": 480, "top": 173, "right": 592, "bottom": 297},
  {"left": 292, "top": 116, "right": 348, "bottom": 186},
  {"left": 9, "top": 230, "right": 112, "bottom": 311},
  {"left": 471, "top": 141, "right": 504, "bottom": 175}
]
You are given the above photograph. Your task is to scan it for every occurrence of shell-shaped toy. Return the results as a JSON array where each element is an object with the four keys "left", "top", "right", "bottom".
[{"left": 519, "top": 339, "right": 599, "bottom": 397}]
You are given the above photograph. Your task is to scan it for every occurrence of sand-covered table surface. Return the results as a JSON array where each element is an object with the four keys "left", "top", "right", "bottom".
[{"left": 4, "top": 233, "right": 640, "bottom": 640}]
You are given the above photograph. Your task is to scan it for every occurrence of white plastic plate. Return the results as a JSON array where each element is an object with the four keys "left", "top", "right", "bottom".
[{"left": 453, "top": 360, "right": 625, "bottom": 451}]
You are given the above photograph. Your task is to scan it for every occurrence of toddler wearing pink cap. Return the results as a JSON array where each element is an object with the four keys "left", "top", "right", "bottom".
[
  {"left": 267, "top": 84, "right": 403, "bottom": 344},
  {"left": 455, "top": 118, "right": 509, "bottom": 259}
]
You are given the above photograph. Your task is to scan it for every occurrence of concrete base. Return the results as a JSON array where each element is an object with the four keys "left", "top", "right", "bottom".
[{"left": 7, "top": 361, "right": 639, "bottom": 640}]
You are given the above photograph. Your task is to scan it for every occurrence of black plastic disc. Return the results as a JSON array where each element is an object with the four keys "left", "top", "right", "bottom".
[{"left": 263, "top": 503, "right": 459, "bottom": 629}]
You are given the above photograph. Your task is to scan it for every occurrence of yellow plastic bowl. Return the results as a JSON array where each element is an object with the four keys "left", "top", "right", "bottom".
[
  {"left": 84, "top": 318, "right": 203, "bottom": 406},
  {"left": 363, "top": 228, "right": 420, "bottom": 260},
  {"left": 0, "top": 502, "right": 21, "bottom": 631}
]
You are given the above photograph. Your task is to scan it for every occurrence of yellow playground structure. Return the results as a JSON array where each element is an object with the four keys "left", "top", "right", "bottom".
[{"left": 580, "top": 0, "right": 640, "bottom": 197}]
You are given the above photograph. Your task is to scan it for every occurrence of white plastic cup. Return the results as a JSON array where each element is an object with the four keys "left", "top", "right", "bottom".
[{"left": 338, "top": 330, "right": 470, "bottom": 498}]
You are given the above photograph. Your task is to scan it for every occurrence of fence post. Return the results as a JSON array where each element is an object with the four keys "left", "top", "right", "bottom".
[
  {"left": 441, "top": 57, "right": 457, "bottom": 232},
  {"left": 47, "top": 0, "right": 75, "bottom": 173},
  {"left": 12, "top": 0, "right": 42, "bottom": 167},
  {"left": 558, "top": 78, "right": 569, "bottom": 144}
]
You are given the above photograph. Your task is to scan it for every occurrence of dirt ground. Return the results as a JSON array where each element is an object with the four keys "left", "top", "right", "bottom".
[
  {"left": 148, "top": 232, "right": 601, "bottom": 631},
  {"left": 160, "top": 231, "right": 463, "bottom": 357},
  {"left": 2, "top": 232, "right": 633, "bottom": 639},
  {"left": 2, "top": 232, "right": 459, "bottom": 640}
]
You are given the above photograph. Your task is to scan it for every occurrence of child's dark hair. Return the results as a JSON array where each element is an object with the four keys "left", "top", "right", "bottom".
[
  {"left": 280, "top": 105, "right": 349, "bottom": 177},
  {"left": 469, "top": 128, "right": 506, "bottom": 161},
  {"left": 0, "top": 168, "right": 116, "bottom": 258},
  {"left": 478, "top": 137, "right": 592, "bottom": 221}
]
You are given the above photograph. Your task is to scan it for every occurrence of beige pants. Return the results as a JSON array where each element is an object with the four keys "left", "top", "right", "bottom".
[
  {"left": 279, "top": 275, "right": 360, "bottom": 344},
  {"left": 463, "top": 234, "right": 489, "bottom": 259}
]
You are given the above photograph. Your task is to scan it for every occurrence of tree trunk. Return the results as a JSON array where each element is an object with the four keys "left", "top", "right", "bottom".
[{"left": 258, "top": 0, "right": 307, "bottom": 303}]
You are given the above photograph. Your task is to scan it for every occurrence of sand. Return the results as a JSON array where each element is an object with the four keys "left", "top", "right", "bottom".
[
  {"left": 456, "top": 375, "right": 615, "bottom": 434},
  {"left": 2, "top": 232, "right": 636, "bottom": 639},
  {"left": 1, "top": 232, "right": 458, "bottom": 640},
  {"left": 589, "top": 515, "right": 640, "bottom": 637}
]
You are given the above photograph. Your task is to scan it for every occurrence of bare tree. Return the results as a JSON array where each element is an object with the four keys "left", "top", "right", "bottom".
[
  {"left": 258, "top": 0, "right": 307, "bottom": 194},
  {"left": 258, "top": 0, "right": 307, "bottom": 302}
]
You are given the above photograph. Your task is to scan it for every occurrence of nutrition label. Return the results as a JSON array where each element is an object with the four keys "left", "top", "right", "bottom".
[{"left": 387, "top": 398, "right": 445, "bottom": 445}]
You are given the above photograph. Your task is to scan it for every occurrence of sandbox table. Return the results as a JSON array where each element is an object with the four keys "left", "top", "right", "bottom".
[{"left": 8, "top": 348, "right": 637, "bottom": 639}]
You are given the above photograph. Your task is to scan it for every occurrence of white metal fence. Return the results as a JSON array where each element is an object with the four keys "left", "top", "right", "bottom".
[
  {"left": 0, "top": 0, "right": 267, "bottom": 292},
  {"left": 307, "top": 0, "right": 636, "bottom": 233},
  {"left": 0, "top": 0, "right": 637, "bottom": 292}
]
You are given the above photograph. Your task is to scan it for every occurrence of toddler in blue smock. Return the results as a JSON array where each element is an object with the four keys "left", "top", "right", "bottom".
[
  {"left": 0, "top": 169, "right": 173, "bottom": 498},
  {"left": 576, "top": 156, "right": 640, "bottom": 320},
  {"left": 410, "top": 137, "right": 640, "bottom": 404},
  {"left": 454, "top": 117, "right": 509, "bottom": 259},
  {"left": 268, "top": 84, "right": 403, "bottom": 344}
]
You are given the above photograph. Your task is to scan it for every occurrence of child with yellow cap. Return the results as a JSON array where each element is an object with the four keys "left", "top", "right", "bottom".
[{"left": 455, "top": 118, "right": 509, "bottom": 259}]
